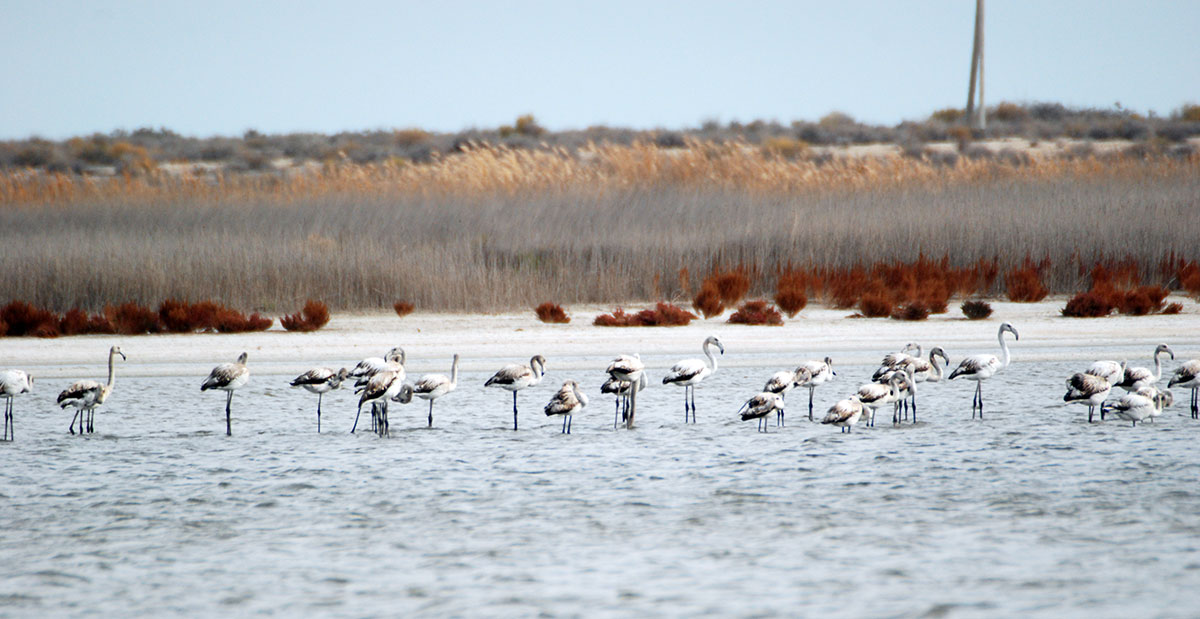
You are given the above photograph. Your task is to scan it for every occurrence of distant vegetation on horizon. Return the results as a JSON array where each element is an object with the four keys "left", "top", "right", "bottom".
[{"left": 1, "top": 101, "right": 1198, "bottom": 315}]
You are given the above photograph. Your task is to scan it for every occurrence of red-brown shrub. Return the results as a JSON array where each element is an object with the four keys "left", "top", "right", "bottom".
[
  {"left": 1163, "top": 302, "right": 1183, "bottom": 314},
  {"left": 1005, "top": 258, "right": 1049, "bottom": 302},
  {"left": 1, "top": 301, "right": 61, "bottom": 336},
  {"left": 859, "top": 292, "right": 893, "bottom": 318},
  {"left": 158, "top": 299, "right": 194, "bottom": 332},
  {"left": 728, "top": 300, "right": 784, "bottom": 325},
  {"left": 692, "top": 283, "right": 724, "bottom": 319},
  {"left": 59, "top": 308, "right": 90, "bottom": 335},
  {"left": 1117, "top": 286, "right": 1168, "bottom": 315},
  {"left": 535, "top": 302, "right": 570, "bottom": 324},
  {"left": 106, "top": 302, "right": 162, "bottom": 335},
  {"left": 188, "top": 301, "right": 224, "bottom": 331},
  {"left": 1179, "top": 261, "right": 1200, "bottom": 296},
  {"left": 774, "top": 269, "right": 808, "bottom": 317},
  {"left": 393, "top": 301, "right": 414, "bottom": 317},
  {"left": 595, "top": 303, "right": 696, "bottom": 327},
  {"left": 961, "top": 300, "right": 993, "bottom": 320},
  {"left": 1061, "top": 291, "right": 1114, "bottom": 317},
  {"left": 891, "top": 304, "right": 930, "bottom": 321},
  {"left": 710, "top": 268, "right": 751, "bottom": 305},
  {"left": 216, "top": 307, "right": 272, "bottom": 333},
  {"left": 281, "top": 300, "right": 328, "bottom": 332}
]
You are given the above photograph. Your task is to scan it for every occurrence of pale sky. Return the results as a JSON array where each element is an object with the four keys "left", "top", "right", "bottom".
[{"left": 2, "top": 0, "right": 1197, "bottom": 139}]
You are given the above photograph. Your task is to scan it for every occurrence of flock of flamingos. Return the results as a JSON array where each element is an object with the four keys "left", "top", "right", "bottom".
[{"left": 2, "top": 321, "right": 1199, "bottom": 441}]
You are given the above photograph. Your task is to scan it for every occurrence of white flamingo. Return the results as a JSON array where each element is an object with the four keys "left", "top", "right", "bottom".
[
  {"left": 1116, "top": 344, "right": 1174, "bottom": 392},
  {"left": 412, "top": 354, "right": 459, "bottom": 428},
  {"left": 795, "top": 357, "right": 836, "bottom": 421},
  {"left": 58, "top": 345, "right": 125, "bottom": 435},
  {"left": 290, "top": 367, "right": 349, "bottom": 433},
  {"left": 1, "top": 370, "right": 33, "bottom": 441},
  {"left": 948, "top": 322, "right": 1019, "bottom": 419},
  {"left": 662, "top": 335, "right": 724, "bottom": 423},
  {"left": 738, "top": 392, "right": 784, "bottom": 433},
  {"left": 763, "top": 367, "right": 812, "bottom": 426},
  {"left": 1140, "top": 386, "right": 1173, "bottom": 423},
  {"left": 544, "top": 379, "right": 588, "bottom": 434},
  {"left": 601, "top": 373, "right": 647, "bottom": 430},
  {"left": 485, "top": 355, "right": 547, "bottom": 431},
  {"left": 1063, "top": 372, "right": 1112, "bottom": 423},
  {"left": 356, "top": 366, "right": 405, "bottom": 437},
  {"left": 1168, "top": 359, "right": 1200, "bottom": 419},
  {"left": 607, "top": 354, "right": 645, "bottom": 429},
  {"left": 1102, "top": 388, "right": 1171, "bottom": 427},
  {"left": 201, "top": 352, "right": 249, "bottom": 436},
  {"left": 821, "top": 396, "right": 866, "bottom": 433}
]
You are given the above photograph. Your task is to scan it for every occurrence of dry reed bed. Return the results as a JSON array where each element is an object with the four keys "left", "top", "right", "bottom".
[{"left": 1, "top": 143, "right": 1198, "bottom": 312}]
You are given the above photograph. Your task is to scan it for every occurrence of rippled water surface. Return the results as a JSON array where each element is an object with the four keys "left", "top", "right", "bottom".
[{"left": 4, "top": 361, "right": 1200, "bottom": 617}]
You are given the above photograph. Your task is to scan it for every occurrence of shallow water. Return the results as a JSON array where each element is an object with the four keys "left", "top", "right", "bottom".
[{"left": 4, "top": 361, "right": 1200, "bottom": 617}]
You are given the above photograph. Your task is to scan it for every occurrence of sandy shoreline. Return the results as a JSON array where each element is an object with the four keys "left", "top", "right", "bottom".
[
  {"left": 9, "top": 295, "right": 1200, "bottom": 376},
  {"left": 4, "top": 296, "right": 1199, "bottom": 378}
]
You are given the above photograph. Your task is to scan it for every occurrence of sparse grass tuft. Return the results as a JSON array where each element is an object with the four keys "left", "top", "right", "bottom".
[
  {"left": 535, "top": 302, "right": 569, "bottom": 324},
  {"left": 728, "top": 300, "right": 784, "bottom": 325}
]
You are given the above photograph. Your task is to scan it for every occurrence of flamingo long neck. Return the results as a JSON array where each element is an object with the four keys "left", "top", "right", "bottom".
[
  {"left": 449, "top": 356, "right": 459, "bottom": 387},
  {"left": 1152, "top": 352, "right": 1163, "bottom": 382},
  {"left": 704, "top": 342, "right": 718, "bottom": 373},
  {"left": 572, "top": 383, "right": 588, "bottom": 407},
  {"left": 930, "top": 352, "right": 944, "bottom": 381},
  {"left": 998, "top": 330, "right": 1012, "bottom": 369},
  {"left": 531, "top": 357, "right": 544, "bottom": 379},
  {"left": 106, "top": 350, "right": 118, "bottom": 389}
]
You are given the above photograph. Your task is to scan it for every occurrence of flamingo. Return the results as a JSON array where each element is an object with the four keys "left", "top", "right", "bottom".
[
  {"left": 356, "top": 366, "right": 405, "bottom": 437},
  {"left": 1141, "top": 386, "right": 1173, "bottom": 423},
  {"left": 601, "top": 373, "right": 647, "bottom": 429},
  {"left": 738, "top": 391, "right": 784, "bottom": 433},
  {"left": 855, "top": 371, "right": 909, "bottom": 427},
  {"left": 289, "top": 367, "right": 349, "bottom": 433},
  {"left": 58, "top": 345, "right": 125, "bottom": 435},
  {"left": 201, "top": 352, "right": 249, "bottom": 436},
  {"left": 795, "top": 357, "right": 836, "bottom": 421},
  {"left": 948, "top": 322, "right": 1019, "bottom": 419},
  {"left": 1, "top": 370, "right": 33, "bottom": 441},
  {"left": 871, "top": 342, "right": 922, "bottom": 381},
  {"left": 1116, "top": 344, "right": 1174, "bottom": 392},
  {"left": 412, "top": 354, "right": 459, "bottom": 428},
  {"left": 763, "top": 367, "right": 812, "bottom": 426},
  {"left": 662, "top": 335, "right": 724, "bottom": 423},
  {"left": 607, "top": 354, "right": 645, "bottom": 429},
  {"left": 1085, "top": 360, "right": 1125, "bottom": 387},
  {"left": 1102, "top": 388, "right": 1171, "bottom": 427},
  {"left": 349, "top": 347, "right": 405, "bottom": 433},
  {"left": 1168, "top": 358, "right": 1200, "bottom": 419},
  {"left": 544, "top": 379, "right": 588, "bottom": 434},
  {"left": 485, "top": 355, "right": 546, "bottom": 431},
  {"left": 821, "top": 396, "right": 866, "bottom": 433},
  {"left": 1063, "top": 372, "right": 1112, "bottom": 423}
]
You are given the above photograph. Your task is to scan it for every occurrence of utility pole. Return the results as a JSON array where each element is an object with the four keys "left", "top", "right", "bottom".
[{"left": 965, "top": 0, "right": 986, "bottom": 129}]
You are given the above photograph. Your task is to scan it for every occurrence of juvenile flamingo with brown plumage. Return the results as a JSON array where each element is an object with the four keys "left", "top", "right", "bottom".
[
  {"left": 763, "top": 367, "right": 812, "bottom": 426},
  {"left": 201, "top": 352, "right": 249, "bottom": 436},
  {"left": 412, "top": 354, "right": 459, "bottom": 428},
  {"left": 796, "top": 357, "right": 836, "bottom": 421},
  {"left": 349, "top": 347, "right": 405, "bottom": 432},
  {"left": 356, "top": 366, "right": 405, "bottom": 437},
  {"left": 1116, "top": 344, "right": 1174, "bottom": 392},
  {"left": 601, "top": 373, "right": 647, "bottom": 429},
  {"left": 821, "top": 396, "right": 866, "bottom": 433},
  {"left": 1168, "top": 358, "right": 1200, "bottom": 419},
  {"left": 607, "top": 354, "right": 645, "bottom": 429},
  {"left": 485, "top": 355, "right": 546, "bottom": 431},
  {"left": 545, "top": 379, "right": 588, "bottom": 434},
  {"left": 738, "top": 392, "right": 784, "bottom": 433},
  {"left": 948, "top": 322, "right": 1019, "bottom": 419},
  {"left": 1, "top": 370, "right": 33, "bottom": 441},
  {"left": 1102, "top": 388, "right": 1171, "bottom": 427},
  {"left": 290, "top": 367, "right": 349, "bottom": 433},
  {"left": 58, "top": 345, "right": 125, "bottom": 435},
  {"left": 1063, "top": 372, "right": 1112, "bottom": 423}
]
